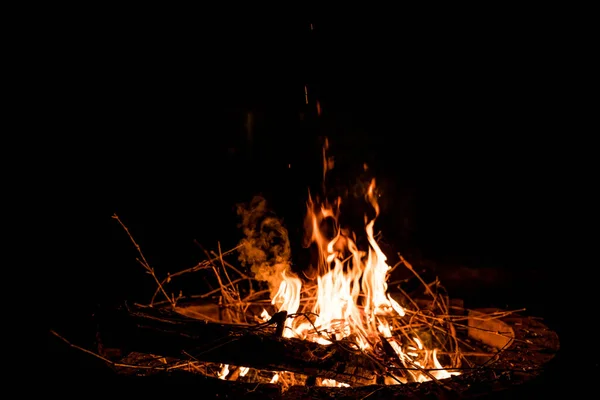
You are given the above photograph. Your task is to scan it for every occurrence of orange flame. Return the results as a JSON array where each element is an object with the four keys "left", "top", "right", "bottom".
[{"left": 261, "top": 142, "right": 458, "bottom": 384}]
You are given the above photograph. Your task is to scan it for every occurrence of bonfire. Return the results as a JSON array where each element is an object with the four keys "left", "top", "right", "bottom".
[{"left": 51, "top": 138, "right": 558, "bottom": 398}]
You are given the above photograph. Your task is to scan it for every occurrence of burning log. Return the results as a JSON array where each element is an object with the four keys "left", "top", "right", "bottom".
[{"left": 98, "top": 303, "right": 384, "bottom": 385}]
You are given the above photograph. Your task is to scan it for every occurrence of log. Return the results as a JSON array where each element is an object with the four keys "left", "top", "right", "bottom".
[{"left": 97, "top": 303, "right": 383, "bottom": 385}]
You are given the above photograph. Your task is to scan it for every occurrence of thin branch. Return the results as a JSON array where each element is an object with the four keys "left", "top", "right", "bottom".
[
  {"left": 112, "top": 214, "right": 174, "bottom": 307},
  {"left": 149, "top": 245, "right": 244, "bottom": 305},
  {"left": 50, "top": 329, "right": 181, "bottom": 371}
]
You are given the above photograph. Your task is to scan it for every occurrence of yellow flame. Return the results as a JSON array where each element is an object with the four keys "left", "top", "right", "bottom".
[
  {"left": 260, "top": 308, "right": 271, "bottom": 322},
  {"left": 272, "top": 179, "right": 395, "bottom": 341},
  {"left": 218, "top": 364, "right": 229, "bottom": 380},
  {"left": 321, "top": 379, "right": 350, "bottom": 387},
  {"left": 271, "top": 270, "right": 302, "bottom": 336},
  {"left": 270, "top": 373, "right": 279, "bottom": 384}
]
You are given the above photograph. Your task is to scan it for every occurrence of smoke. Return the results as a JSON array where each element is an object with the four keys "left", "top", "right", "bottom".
[{"left": 236, "top": 196, "right": 292, "bottom": 297}]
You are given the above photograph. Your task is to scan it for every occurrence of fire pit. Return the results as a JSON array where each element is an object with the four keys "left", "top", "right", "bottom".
[{"left": 51, "top": 138, "right": 559, "bottom": 398}]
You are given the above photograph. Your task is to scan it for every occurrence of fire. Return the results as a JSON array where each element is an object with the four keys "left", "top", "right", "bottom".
[
  {"left": 101, "top": 136, "right": 559, "bottom": 390},
  {"left": 258, "top": 142, "right": 459, "bottom": 385}
]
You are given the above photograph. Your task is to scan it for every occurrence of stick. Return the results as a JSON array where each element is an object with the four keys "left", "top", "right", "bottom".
[{"left": 112, "top": 214, "right": 174, "bottom": 307}]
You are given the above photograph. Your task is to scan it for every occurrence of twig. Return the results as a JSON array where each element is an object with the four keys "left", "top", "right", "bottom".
[
  {"left": 210, "top": 248, "right": 250, "bottom": 279},
  {"left": 200, "top": 277, "right": 249, "bottom": 299},
  {"left": 360, "top": 386, "right": 384, "bottom": 399},
  {"left": 399, "top": 254, "right": 435, "bottom": 299},
  {"left": 112, "top": 214, "right": 174, "bottom": 308},
  {"left": 149, "top": 245, "right": 244, "bottom": 305},
  {"left": 50, "top": 329, "right": 191, "bottom": 371},
  {"left": 217, "top": 242, "right": 236, "bottom": 289}
]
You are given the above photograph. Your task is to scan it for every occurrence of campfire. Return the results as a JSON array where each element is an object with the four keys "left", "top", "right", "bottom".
[{"left": 51, "top": 138, "right": 559, "bottom": 397}]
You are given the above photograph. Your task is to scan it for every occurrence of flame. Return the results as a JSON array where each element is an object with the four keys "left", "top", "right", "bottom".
[
  {"left": 218, "top": 364, "right": 229, "bottom": 380},
  {"left": 272, "top": 177, "right": 404, "bottom": 342},
  {"left": 266, "top": 177, "right": 458, "bottom": 384},
  {"left": 270, "top": 373, "right": 279, "bottom": 384},
  {"left": 321, "top": 378, "right": 350, "bottom": 387},
  {"left": 249, "top": 140, "right": 458, "bottom": 385}
]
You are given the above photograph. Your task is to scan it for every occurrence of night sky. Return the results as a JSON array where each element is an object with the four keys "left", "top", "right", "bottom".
[{"left": 49, "top": 7, "right": 593, "bottom": 389}]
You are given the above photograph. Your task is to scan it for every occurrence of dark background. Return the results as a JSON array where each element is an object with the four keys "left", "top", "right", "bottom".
[{"left": 48, "top": 6, "right": 592, "bottom": 395}]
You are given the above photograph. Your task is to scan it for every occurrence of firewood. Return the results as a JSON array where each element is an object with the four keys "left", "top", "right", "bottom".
[{"left": 97, "top": 303, "right": 384, "bottom": 385}]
